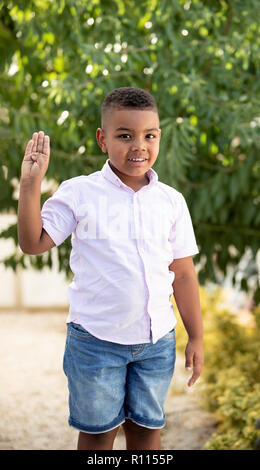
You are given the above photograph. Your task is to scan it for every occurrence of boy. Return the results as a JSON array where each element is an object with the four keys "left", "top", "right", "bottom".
[{"left": 18, "top": 87, "right": 204, "bottom": 450}]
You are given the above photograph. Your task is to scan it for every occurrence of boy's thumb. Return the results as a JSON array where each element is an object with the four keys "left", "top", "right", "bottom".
[{"left": 185, "top": 352, "right": 193, "bottom": 370}]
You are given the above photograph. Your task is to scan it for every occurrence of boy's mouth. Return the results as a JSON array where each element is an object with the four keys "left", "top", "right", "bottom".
[{"left": 127, "top": 157, "right": 148, "bottom": 166}]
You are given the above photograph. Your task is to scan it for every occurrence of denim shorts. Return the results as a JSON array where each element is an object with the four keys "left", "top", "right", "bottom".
[{"left": 63, "top": 322, "right": 176, "bottom": 434}]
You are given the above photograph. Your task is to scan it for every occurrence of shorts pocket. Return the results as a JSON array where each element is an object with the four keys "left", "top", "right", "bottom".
[
  {"left": 68, "top": 322, "right": 92, "bottom": 340},
  {"left": 162, "top": 328, "right": 175, "bottom": 341}
]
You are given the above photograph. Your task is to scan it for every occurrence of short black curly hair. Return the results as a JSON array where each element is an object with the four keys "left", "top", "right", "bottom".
[{"left": 101, "top": 87, "right": 158, "bottom": 126}]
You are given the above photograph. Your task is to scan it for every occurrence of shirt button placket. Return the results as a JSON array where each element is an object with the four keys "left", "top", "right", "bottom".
[
  {"left": 133, "top": 193, "right": 151, "bottom": 336},
  {"left": 133, "top": 193, "right": 140, "bottom": 240}
]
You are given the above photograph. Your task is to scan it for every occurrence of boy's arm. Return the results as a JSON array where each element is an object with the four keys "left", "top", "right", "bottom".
[
  {"left": 169, "top": 256, "right": 204, "bottom": 387},
  {"left": 18, "top": 131, "right": 55, "bottom": 255}
]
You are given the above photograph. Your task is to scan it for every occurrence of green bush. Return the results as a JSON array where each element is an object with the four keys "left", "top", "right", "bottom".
[{"left": 172, "top": 287, "right": 260, "bottom": 450}]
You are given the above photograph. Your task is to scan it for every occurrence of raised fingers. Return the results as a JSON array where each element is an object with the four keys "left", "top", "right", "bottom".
[
  {"left": 43, "top": 134, "right": 50, "bottom": 156},
  {"left": 28, "top": 131, "right": 49, "bottom": 156},
  {"left": 24, "top": 139, "right": 34, "bottom": 157},
  {"left": 32, "top": 132, "right": 38, "bottom": 153},
  {"left": 36, "top": 131, "right": 45, "bottom": 153}
]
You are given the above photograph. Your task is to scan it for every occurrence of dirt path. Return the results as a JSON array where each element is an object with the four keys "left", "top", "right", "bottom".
[{"left": 0, "top": 312, "right": 216, "bottom": 450}]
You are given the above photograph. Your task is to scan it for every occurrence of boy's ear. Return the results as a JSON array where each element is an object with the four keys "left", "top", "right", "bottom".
[{"left": 96, "top": 128, "right": 107, "bottom": 153}]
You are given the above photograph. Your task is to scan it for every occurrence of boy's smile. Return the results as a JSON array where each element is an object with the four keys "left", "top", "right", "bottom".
[{"left": 96, "top": 109, "right": 161, "bottom": 189}]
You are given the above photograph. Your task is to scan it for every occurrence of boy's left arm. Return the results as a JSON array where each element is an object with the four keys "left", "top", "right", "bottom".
[{"left": 169, "top": 256, "right": 204, "bottom": 387}]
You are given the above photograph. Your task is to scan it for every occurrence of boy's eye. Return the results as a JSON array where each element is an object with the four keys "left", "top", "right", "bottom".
[
  {"left": 118, "top": 134, "right": 131, "bottom": 139},
  {"left": 117, "top": 134, "right": 156, "bottom": 139}
]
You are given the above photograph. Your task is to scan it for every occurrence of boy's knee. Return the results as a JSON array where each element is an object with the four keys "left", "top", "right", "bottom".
[
  {"left": 123, "top": 419, "right": 160, "bottom": 437},
  {"left": 89, "top": 432, "right": 111, "bottom": 442},
  {"left": 79, "top": 427, "right": 119, "bottom": 443}
]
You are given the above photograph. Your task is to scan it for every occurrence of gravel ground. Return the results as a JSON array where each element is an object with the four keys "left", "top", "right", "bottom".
[{"left": 0, "top": 312, "right": 216, "bottom": 450}]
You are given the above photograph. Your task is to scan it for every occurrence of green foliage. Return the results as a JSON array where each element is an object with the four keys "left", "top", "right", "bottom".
[
  {"left": 0, "top": 0, "right": 259, "bottom": 298},
  {"left": 173, "top": 286, "right": 260, "bottom": 450}
]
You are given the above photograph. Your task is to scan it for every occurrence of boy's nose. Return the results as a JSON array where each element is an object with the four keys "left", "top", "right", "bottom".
[{"left": 130, "top": 138, "right": 146, "bottom": 151}]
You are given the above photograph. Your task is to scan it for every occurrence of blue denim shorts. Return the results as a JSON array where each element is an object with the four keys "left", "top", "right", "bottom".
[{"left": 63, "top": 322, "right": 176, "bottom": 434}]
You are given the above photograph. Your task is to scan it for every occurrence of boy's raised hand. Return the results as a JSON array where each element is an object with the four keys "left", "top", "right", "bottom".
[{"left": 21, "top": 131, "right": 50, "bottom": 181}]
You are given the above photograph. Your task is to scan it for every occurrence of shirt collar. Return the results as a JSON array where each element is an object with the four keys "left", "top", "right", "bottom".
[{"left": 101, "top": 159, "right": 158, "bottom": 191}]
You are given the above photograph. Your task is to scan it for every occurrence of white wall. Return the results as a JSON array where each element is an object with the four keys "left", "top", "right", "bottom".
[{"left": 0, "top": 213, "right": 69, "bottom": 311}]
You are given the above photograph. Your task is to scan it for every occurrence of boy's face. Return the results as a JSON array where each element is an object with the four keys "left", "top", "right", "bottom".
[{"left": 96, "top": 108, "right": 161, "bottom": 181}]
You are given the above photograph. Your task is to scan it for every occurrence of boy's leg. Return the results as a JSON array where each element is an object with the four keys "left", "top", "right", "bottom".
[
  {"left": 122, "top": 420, "right": 161, "bottom": 450},
  {"left": 77, "top": 426, "right": 120, "bottom": 450},
  {"left": 63, "top": 323, "right": 128, "bottom": 449},
  {"left": 124, "top": 329, "right": 176, "bottom": 450}
]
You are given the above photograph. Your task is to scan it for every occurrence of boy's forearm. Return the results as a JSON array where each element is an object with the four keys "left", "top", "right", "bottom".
[
  {"left": 172, "top": 272, "right": 203, "bottom": 340},
  {"left": 18, "top": 178, "right": 43, "bottom": 253}
]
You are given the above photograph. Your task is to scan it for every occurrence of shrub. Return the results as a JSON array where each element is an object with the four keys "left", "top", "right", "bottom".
[{"left": 171, "top": 286, "right": 260, "bottom": 450}]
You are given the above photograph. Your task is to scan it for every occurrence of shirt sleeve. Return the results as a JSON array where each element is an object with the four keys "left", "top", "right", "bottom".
[
  {"left": 169, "top": 193, "right": 199, "bottom": 259},
  {"left": 41, "top": 180, "right": 77, "bottom": 246}
]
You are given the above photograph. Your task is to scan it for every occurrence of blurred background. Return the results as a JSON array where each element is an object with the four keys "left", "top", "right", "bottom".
[{"left": 0, "top": 0, "right": 259, "bottom": 450}]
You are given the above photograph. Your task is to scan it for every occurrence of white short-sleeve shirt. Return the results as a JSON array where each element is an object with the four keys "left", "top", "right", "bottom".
[{"left": 41, "top": 159, "right": 199, "bottom": 344}]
